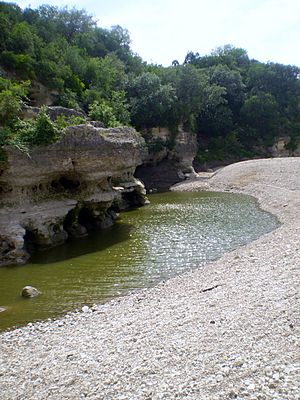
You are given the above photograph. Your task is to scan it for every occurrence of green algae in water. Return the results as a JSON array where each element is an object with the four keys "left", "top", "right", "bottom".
[{"left": 0, "top": 191, "right": 279, "bottom": 331}]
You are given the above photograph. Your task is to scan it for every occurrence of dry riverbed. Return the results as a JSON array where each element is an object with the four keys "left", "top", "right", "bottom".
[{"left": 1, "top": 158, "right": 300, "bottom": 400}]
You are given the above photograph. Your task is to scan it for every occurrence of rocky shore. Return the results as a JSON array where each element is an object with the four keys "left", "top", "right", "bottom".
[
  {"left": 1, "top": 158, "right": 299, "bottom": 399},
  {"left": 0, "top": 125, "right": 147, "bottom": 266}
]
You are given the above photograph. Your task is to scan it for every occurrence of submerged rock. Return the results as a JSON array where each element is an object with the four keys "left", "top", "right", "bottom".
[{"left": 21, "top": 286, "right": 39, "bottom": 298}]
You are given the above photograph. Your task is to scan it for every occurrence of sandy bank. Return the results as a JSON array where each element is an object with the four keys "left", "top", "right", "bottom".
[{"left": 1, "top": 158, "right": 299, "bottom": 400}]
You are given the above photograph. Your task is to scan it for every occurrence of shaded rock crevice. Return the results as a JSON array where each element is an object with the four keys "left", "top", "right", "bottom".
[{"left": 136, "top": 126, "right": 198, "bottom": 191}]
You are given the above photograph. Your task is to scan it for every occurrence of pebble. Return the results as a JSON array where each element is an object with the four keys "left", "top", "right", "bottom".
[{"left": 273, "top": 373, "right": 280, "bottom": 381}]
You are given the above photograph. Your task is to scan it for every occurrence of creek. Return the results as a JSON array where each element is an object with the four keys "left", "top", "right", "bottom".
[{"left": 0, "top": 191, "right": 279, "bottom": 331}]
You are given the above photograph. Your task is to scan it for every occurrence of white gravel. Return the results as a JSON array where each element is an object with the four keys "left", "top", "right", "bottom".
[{"left": 1, "top": 157, "right": 300, "bottom": 400}]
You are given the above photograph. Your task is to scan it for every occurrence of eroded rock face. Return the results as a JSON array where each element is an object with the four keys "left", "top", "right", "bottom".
[
  {"left": 136, "top": 126, "right": 198, "bottom": 191},
  {"left": 21, "top": 105, "right": 86, "bottom": 121},
  {"left": 0, "top": 125, "right": 147, "bottom": 266},
  {"left": 271, "top": 136, "right": 300, "bottom": 157}
]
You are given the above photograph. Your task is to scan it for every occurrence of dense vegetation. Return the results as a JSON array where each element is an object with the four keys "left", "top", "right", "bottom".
[{"left": 1, "top": 2, "right": 300, "bottom": 164}]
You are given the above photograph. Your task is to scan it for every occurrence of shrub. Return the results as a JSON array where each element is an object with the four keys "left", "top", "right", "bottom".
[
  {"left": 88, "top": 100, "right": 120, "bottom": 127},
  {"left": 17, "top": 107, "right": 58, "bottom": 146},
  {"left": 0, "top": 78, "right": 29, "bottom": 126}
]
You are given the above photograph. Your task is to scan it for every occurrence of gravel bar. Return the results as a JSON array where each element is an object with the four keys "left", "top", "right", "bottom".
[{"left": 1, "top": 157, "right": 300, "bottom": 400}]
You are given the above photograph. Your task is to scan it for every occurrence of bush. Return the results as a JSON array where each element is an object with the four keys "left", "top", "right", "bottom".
[
  {"left": 16, "top": 107, "right": 58, "bottom": 146},
  {"left": 57, "top": 89, "right": 79, "bottom": 109},
  {"left": 54, "top": 114, "right": 86, "bottom": 130},
  {"left": 0, "top": 78, "right": 29, "bottom": 126},
  {"left": 88, "top": 100, "right": 120, "bottom": 127},
  {"left": 0, "top": 51, "right": 35, "bottom": 79},
  {"left": 285, "top": 136, "right": 299, "bottom": 152}
]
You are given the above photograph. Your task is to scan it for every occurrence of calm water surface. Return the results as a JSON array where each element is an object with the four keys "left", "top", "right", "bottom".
[{"left": 0, "top": 191, "right": 279, "bottom": 331}]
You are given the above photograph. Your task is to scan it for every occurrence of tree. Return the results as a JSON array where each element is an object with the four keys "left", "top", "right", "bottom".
[
  {"left": 8, "top": 22, "right": 37, "bottom": 55},
  {"left": 208, "top": 64, "right": 245, "bottom": 115},
  {"left": 240, "top": 92, "right": 280, "bottom": 140},
  {"left": 247, "top": 62, "right": 300, "bottom": 113},
  {"left": 84, "top": 54, "right": 126, "bottom": 96},
  {"left": 0, "top": 78, "right": 29, "bottom": 126},
  {"left": 184, "top": 45, "right": 250, "bottom": 70},
  {"left": 128, "top": 72, "right": 177, "bottom": 129},
  {"left": 110, "top": 91, "right": 130, "bottom": 125},
  {"left": 160, "top": 64, "right": 212, "bottom": 129},
  {"left": 0, "top": 13, "right": 12, "bottom": 51},
  {"left": 211, "top": 45, "right": 250, "bottom": 69},
  {"left": 0, "top": 2, "right": 22, "bottom": 24},
  {"left": 55, "top": 6, "right": 96, "bottom": 43}
]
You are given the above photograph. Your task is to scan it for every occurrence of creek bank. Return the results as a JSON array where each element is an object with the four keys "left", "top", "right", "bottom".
[
  {"left": 0, "top": 158, "right": 299, "bottom": 400},
  {"left": 0, "top": 125, "right": 147, "bottom": 266}
]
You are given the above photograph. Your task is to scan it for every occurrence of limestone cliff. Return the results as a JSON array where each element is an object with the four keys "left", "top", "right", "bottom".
[
  {"left": 271, "top": 136, "right": 300, "bottom": 157},
  {"left": 135, "top": 127, "right": 198, "bottom": 191},
  {"left": 0, "top": 125, "right": 147, "bottom": 266}
]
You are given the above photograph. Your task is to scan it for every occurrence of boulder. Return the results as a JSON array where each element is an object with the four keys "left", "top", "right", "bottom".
[{"left": 21, "top": 286, "right": 39, "bottom": 298}]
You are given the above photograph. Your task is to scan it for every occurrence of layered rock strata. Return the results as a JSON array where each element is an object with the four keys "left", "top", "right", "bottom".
[
  {"left": 135, "top": 127, "right": 198, "bottom": 191},
  {"left": 0, "top": 125, "right": 147, "bottom": 266}
]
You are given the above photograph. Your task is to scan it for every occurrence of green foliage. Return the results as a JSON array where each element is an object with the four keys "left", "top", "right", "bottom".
[
  {"left": 57, "top": 89, "right": 79, "bottom": 109},
  {"left": 0, "top": 125, "right": 10, "bottom": 162},
  {"left": 128, "top": 72, "right": 177, "bottom": 129},
  {"left": 0, "top": 106, "right": 88, "bottom": 152},
  {"left": 197, "top": 131, "right": 251, "bottom": 163},
  {"left": 0, "top": 2, "right": 300, "bottom": 161},
  {"left": 9, "top": 22, "right": 36, "bottom": 55},
  {"left": 208, "top": 64, "right": 245, "bottom": 113},
  {"left": 54, "top": 114, "right": 86, "bottom": 130},
  {"left": 285, "top": 136, "right": 299, "bottom": 152},
  {"left": 87, "top": 90, "right": 130, "bottom": 127},
  {"left": 0, "top": 147, "right": 7, "bottom": 162},
  {"left": 110, "top": 91, "right": 130, "bottom": 125},
  {"left": 184, "top": 45, "right": 250, "bottom": 71},
  {"left": 0, "top": 89, "right": 23, "bottom": 126},
  {"left": 18, "top": 106, "right": 58, "bottom": 146},
  {"left": 0, "top": 51, "right": 35, "bottom": 79},
  {"left": 88, "top": 100, "right": 120, "bottom": 127},
  {"left": 0, "top": 78, "right": 29, "bottom": 125},
  {"left": 240, "top": 92, "right": 280, "bottom": 138},
  {"left": 84, "top": 54, "right": 127, "bottom": 96},
  {"left": 146, "top": 137, "right": 166, "bottom": 154}
]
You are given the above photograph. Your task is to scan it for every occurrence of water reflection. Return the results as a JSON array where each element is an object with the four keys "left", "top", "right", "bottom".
[
  {"left": 29, "top": 223, "right": 133, "bottom": 264},
  {"left": 0, "top": 191, "right": 279, "bottom": 331}
]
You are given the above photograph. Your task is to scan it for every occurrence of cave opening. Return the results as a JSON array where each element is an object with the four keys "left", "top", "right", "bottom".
[
  {"left": 23, "top": 229, "right": 38, "bottom": 254},
  {"left": 78, "top": 207, "right": 98, "bottom": 231},
  {"left": 50, "top": 176, "right": 80, "bottom": 193},
  {"left": 59, "top": 177, "right": 80, "bottom": 190},
  {"left": 122, "top": 191, "right": 142, "bottom": 208},
  {"left": 63, "top": 209, "right": 76, "bottom": 232}
]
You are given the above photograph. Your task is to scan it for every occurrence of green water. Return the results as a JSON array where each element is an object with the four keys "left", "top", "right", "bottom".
[{"left": 0, "top": 191, "right": 279, "bottom": 331}]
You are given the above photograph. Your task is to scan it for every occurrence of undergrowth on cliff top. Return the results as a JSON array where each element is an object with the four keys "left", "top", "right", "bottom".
[{"left": 0, "top": 107, "right": 86, "bottom": 152}]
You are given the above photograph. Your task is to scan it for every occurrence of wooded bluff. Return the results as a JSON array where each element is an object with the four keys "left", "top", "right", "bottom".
[{"left": 0, "top": 2, "right": 300, "bottom": 166}]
